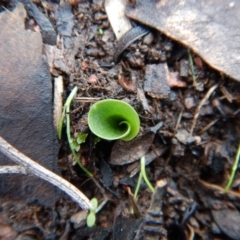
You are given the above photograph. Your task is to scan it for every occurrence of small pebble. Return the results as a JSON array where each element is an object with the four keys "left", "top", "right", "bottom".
[
  {"left": 88, "top": 74, "right": 98, "bottom": 84},
  {"left": 184, "top": 96, "right": 196, "bottom": 109}
]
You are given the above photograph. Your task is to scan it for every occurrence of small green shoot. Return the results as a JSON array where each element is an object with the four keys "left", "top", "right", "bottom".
[
  {"left": 86, "top": 198, "right": 108, "bottom": 227},
  {"left": 130, "top": 171, "right": 143, "bottom": 214},
  {"left": 98, "top": 28, "right": 104, "bottom": 35},
  {"left": 58, "top": 86, "right": 93, "bottom": 178},
  {"left": 187, "top": 49, "right": 197, "bottom": 87},
  {"left": 134, "top": 171, "right": 143, "bottom": 199},
  {"left": 88, "top": 99, "right": 140, "bottom": 141},
  {"left": 87, "top": 198, "right": 98, "bottom": 227},
  {"left": 131, "top": 156, "right": 154, "bottom": 214},
  {"left": 72, "top": 133, "right": 88, "bottom": 152},
  {"left": 140, "top": 156, "right": 154, "bottom": 192},
  {"left": 58, "top": 86, "right": 78, "bottom": 140},
  {"left": 225, "top": 142, "right": 240, "bottom": 191},
  {"left": 134, "top": 156, "right": 154, "bottom": 198}
]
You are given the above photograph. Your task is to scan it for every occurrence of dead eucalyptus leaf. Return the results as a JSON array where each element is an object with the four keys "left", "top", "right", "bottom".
[
  {"left": 110, "top": 132, "right": 154, "bottom": 165},
  {"left": 126, "top": 0, "right": 240, "bottom": 82}
]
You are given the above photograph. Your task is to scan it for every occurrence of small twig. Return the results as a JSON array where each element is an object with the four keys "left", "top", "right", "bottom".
[
  {"left": 197, "top": 118, "right": 219, "bottom": 135},
  {"left": 0, "top": 136, "right": 92, "bottom": 210},
  {"left": 74, "top": 97, "right": 102, "bottom": 102},
  {"left": 0, "top": 165, "right": 27, "bottom": 174},
  {"left": 225, "top": 142, "right": 240, "bottom": 191},
  {"left": 174, "top": 109, "right": 183, "bottom": 132},
  {"left": 53, "top": 76, "right": 64, "bottom": 131},
  {"left": 190, "top": 84, "right": 218, "bottom": 134}
]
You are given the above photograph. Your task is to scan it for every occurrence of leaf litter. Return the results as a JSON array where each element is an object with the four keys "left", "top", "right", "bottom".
[{"left": 0, "top": 0, "right": 240, "bottom": 239}]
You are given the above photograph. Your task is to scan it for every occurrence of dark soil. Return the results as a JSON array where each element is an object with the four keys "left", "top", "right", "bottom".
[{"left": 1, "top": 0, "right": 240, "bottom": 240}]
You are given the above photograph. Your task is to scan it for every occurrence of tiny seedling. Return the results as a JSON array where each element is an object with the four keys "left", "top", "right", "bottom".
[
  {"left": 140, "top": 156, "right": 154, "bottom": 193},
  {"left": 187, "top": 49, "right": 197, "bottom": 87},
  {"left": 86, "top": 198, "right": 108, "bottom": 228},
  {"left": 87, "top": 198, "right": 98, "bottom": 228},
  {"left": 88, "top": 99, "right": 140, "bottom": 141},
  {"left": 98, "top": 28, "right": 104, "bottom": 35},
  {"left": 58, "top": 86, "right": 93, "bottom": 178},
  {"left": 131, "top": 156, "right": 154, "bottom": 214},
  {"left": 135, "top": 156, "right": 154, "bottom": 195},
  {"left": 134, "top": 171, "right": 143, "bottom": 199},
  {"left": 188, "top": 49, "right": 203, "bottom": 91},
  {"left": 72, "top": 133, "right": 88, "bottom": 152},
  {"left": 225, "top": 142, "right": 240, "bottom": 191},
  {"left": 134, "top": 156, "right": 155, "bottom": 199}
]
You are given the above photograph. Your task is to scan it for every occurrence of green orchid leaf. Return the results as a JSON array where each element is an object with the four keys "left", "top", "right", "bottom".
[
  {"left": 72, "top": 139, "right": 80, "bottom": 152},
  {"left": 87, "top": 211, "right": 96, "bottom": 228},
  {"left": 76, "top": 133, "right": 88, "bottom": 145},
  {"left": 88, "top": 99, "right": 140, "bottom": 141},
  {"left": 90, "top": 198, "right": 98, "bottom": 211}
]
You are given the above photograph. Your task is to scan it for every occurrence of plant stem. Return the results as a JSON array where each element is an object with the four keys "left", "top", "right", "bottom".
[
  {"left": 225, "top": 142, "right": 240, "bottom": 191},
  {"left": 65, "top": 87, "right": 93, "bottom": 178},
  {"left": 188, "top": 49, "right": 197, "bottom": 87},
  {"left": 58, "top": 105, "right": 66, "bottom": 140},
  {"left": 140, "top": 156, "right": 154, "bottom": 192},
  {"left": 96, "top": 199, "right": 108, "bottom": 214},
  {"left": 134, "top": 171, "right": 143, "bottom": 199}
]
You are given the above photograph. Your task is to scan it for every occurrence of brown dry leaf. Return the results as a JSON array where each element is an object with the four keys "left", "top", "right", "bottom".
[
  {"left": 126, "top": 0, "right": 240, "bottom": 82},
  {"left": 118, "top": 74, "right": 137, "bottom": 92},
  {"left": 212, "top": 208, "right": 240, "bottom": 240},
  {"left": 0, "top": 4, "right": 60, "bottom": 206},
  {"left": 110, "top": 132, "right": 154, "bottom": 165}
]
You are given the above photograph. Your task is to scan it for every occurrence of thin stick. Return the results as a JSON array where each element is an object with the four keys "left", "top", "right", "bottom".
[
  {"left": 74, "top": 97, "right": 102, "bottom": 102},
  {"left": 197, "top": 118, "right": 219, "bottom": 135},
  {"left": 0, "top": 136, "right": 92, "bottom": 210},
  {"left": 190, "top": 84, "right": 218, "bottom": 134}
]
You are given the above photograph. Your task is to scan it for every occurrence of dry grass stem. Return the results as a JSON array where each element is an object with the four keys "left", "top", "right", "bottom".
[{"left": 190, "top": 84, "right": 218, "bottom": 134}]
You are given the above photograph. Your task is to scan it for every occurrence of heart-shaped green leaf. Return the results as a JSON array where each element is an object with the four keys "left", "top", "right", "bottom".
[{"left": 88, "top": 99, "right": 140, "bottom": 141}]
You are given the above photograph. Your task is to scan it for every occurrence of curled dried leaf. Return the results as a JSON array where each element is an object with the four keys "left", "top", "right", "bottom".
[{"left": 118, "top": 74, "right": 137, "bottom": 92}]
